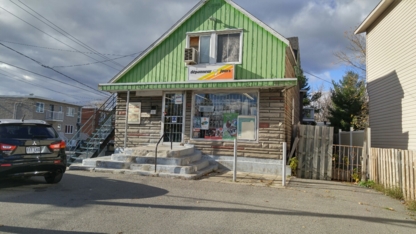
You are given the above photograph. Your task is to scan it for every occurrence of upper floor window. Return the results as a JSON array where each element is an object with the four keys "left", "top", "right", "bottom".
[
  {"left": 67, "top": 107, "right": 75, "bottom": 117},
  {"left": 187, "top": 30, "right": 242, "bottom": 65},
  {"left": 36, "top": 102, "right": 44, "bottom": 113}
]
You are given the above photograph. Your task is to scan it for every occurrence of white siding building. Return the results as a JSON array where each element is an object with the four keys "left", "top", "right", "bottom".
[{"left": 355, "top": 0, "right": 416, "bottom": 150}]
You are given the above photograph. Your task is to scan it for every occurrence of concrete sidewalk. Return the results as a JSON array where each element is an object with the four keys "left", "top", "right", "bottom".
[{"left": 198, "top": 168, "right": 287, "bottom": 188}]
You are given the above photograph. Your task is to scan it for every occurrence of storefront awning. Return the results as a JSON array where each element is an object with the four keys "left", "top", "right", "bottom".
[{"left": 99, "top": 79, "right": 297, "bottom": 92}]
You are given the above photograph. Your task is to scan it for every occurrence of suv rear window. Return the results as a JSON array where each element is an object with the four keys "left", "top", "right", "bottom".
[{"left": 0, "top": 124, "right": 58, "bottom": 139}]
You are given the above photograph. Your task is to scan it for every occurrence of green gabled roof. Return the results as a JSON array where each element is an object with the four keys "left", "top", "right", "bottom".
[{"left": 99, "top": 0, "right": 296, "bottom": 91}]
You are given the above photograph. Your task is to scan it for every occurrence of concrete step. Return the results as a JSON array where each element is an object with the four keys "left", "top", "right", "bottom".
[
  {"left": 68, "top": 164, "right": 218, "bottom": 180},
  {"left": 124, "top": 144, "right": 195, "bottom": 158},
  {"left": 130, "top": 158, "right": 209, "bottom": 174},
  {"left": 110, "top": 151, "right": 202, "bottom": 166}
]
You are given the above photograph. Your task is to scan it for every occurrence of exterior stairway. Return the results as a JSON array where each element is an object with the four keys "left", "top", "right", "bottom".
[{"left": 68, "top": 144, "right": 218, "bottom": 180}]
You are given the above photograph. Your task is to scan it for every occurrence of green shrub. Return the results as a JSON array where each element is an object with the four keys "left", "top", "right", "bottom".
[{"left": 289, "top": 157, "right": 298, "bottom": 176}]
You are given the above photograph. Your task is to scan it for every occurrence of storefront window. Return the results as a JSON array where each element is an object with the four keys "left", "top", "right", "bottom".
[{"left": 192, "top": 92, "right": 258, "bottom": 140}]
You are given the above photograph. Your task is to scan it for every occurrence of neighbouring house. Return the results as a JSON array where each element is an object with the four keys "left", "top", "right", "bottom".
[
  {"left": 80, "top": 106, "right": 111, "bottom": 140},
  {"left": 98, "top": 0, "right": 301, "bottom": 165},
  {"left": 355, "top": 0, "right": 416, "bottom": 150},
  {"left": 0, "top": 95, "right": 82, "bottom": 141}
]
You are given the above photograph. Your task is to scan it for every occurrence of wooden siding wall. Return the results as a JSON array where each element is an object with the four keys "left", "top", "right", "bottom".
[
  {"left": 115, "top": 89, "right": 287, "bottom": 160},
  {"left": 114, "top": 93, "right": 163, "bottom": 148},
  {"left": 190, "top": 88, "right": 286, "bottom": 159},
  {"left": 116, "top": 0, "right": 287, "bottom": 84},
  {"left": 366, "top": 0, "right": 416, "bottom": 150}
]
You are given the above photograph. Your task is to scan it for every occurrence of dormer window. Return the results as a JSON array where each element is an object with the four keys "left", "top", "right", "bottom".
[{"left": 186, "top": 30, "right": 242, "bottom": 65}]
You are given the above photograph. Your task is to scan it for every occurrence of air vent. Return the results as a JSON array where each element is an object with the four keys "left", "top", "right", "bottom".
[{"left": 184, "top": 48, "right": 197, "bottom": 64}]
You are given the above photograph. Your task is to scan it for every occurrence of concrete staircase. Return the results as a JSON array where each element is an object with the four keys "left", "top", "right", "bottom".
[{"left": 68, "top": 144, "right": 218, "bottom": 179}]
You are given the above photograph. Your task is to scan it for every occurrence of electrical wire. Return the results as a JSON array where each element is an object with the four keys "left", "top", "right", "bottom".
[
  {"left": 52, "top": 52, "right": 138, "bottom": 68},
  {"left": 304, "top": 71, "right": 332, "bottom": 84},
  {"left": 0, "top": 43, "right": 110, "bottom": 97},
  {"left": 0, "top": 5, "right": 120, "bottom": 71},
  {"left": 13, "top": 0, "right": 126, "bottom": 68},
  {"left": 0, "top": 40, "right": 140, "bottom": 56},
  {"left": 0, "top": 60, "right": 109, "bottom": 98}
]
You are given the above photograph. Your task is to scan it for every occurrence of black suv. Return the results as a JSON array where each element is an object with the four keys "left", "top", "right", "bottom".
[{"left": 0, "top": 119, "right": 66, "bottom": 183}]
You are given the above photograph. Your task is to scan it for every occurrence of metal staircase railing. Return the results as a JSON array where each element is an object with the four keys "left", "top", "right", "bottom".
[{"left": 66, "top": 93, "right": 117, "bottom": 163}]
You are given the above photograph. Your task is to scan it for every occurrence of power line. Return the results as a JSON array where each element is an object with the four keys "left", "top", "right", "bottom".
[
  {"left": 13, "top": 0, "right": 126, "bottom": 68},
  {"left": 0, "top": 60, "right": 109, "bottom": 98},
  {"left": 304, "top": 71, "right": 332, "bottom": 84},
  {"left": 0, "top": 43, "right": 110, "bottom": 97},
  {"left": 0, "top": 5, "right": 120, "bottom": 71},
  {"left": 0, "top": 71, "right": 79, "bottom": 98},
  {"left": 0, "top": 40, "right": 140, "bottom": 56},
  {"left": 52, "top": 52, "right": 138, "bottom": 68}
]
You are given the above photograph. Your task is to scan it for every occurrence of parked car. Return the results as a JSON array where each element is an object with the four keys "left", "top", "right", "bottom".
[{"left": 0, "top": 119, "right": 67, "bottom": 183}]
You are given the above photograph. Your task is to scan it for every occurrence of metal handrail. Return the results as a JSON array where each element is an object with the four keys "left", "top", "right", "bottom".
[
  {"left": 154, "top": 133, "right": 166, "bottom": 173},
  {"left": 67, "top": 93, "right": 117, "bottom": 152},
  {"left": 154, "top": 128, "right": 173, "bottom": 173}
]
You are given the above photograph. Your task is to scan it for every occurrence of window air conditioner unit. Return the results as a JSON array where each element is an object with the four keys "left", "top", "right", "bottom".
[{"left": 184, "top": 48, "right": 197, "bottom": 64}]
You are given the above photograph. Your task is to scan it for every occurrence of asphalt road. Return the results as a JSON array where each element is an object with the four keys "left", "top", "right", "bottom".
[{"left": 0, "top": 170, "right": 415, "bottom": 234}]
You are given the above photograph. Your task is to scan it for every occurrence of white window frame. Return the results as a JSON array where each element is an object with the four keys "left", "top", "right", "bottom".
[
  {"left": 186, "top": 29, "right": 243, "bottom": 65},
  {"left": 64, "top": 125, "right": 74, "bottom": 134},
  {"left": 190, "top": 89, "right": 259, "bottom": 142},
  {"left": 67, "top": 107, "right": 75, "bottom": 117},
  {"left": 36, "top": 102, "right": 44, "bottom": 113},
  {"left": 160, "top": 92, "right": 187, "bottom": 145}
]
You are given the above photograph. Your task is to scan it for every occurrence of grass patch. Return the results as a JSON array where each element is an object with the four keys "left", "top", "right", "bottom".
[
  {"left": 406, "top": 201, "right": 416, "bottom": 212},
  {"left": 359, "top": 180, "right": 404, "bottom": 200}
]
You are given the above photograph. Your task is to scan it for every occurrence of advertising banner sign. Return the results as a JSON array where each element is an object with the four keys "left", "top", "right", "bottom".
[{"left": 188, "top": 64, "right": 234, "bottom": 81}]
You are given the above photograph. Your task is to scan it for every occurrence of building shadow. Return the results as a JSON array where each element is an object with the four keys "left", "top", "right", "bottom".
[
  {"left": 367, "top": 70, "right": 408, "bottom": 149},
  {"left": 0, "top": 173, "right": 168, "bottom": 208}
]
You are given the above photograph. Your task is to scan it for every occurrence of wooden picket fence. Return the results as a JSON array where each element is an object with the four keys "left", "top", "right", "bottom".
[
  {"left": 296, "top": 125, "right": 334, "bottom": 180},
  {"left": 370, "top": 148, "right": 416, "bottom": 200}
]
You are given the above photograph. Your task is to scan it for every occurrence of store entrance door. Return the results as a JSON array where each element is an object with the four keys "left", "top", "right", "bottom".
[{"left": 162, "top": 93, "right": 185, "bottom": 143}]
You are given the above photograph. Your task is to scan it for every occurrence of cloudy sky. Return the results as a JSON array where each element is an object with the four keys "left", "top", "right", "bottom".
[{"left": 0, "top": 0, "right": 379, "bottom": 105}]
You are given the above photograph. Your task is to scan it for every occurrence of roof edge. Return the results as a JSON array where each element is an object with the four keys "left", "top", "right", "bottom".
[
  {"left": 108, "top": 0, "right": 208, "bottom": 84},
  {"left": 355, "top": 0, "right": 394, "bottom": 34}
]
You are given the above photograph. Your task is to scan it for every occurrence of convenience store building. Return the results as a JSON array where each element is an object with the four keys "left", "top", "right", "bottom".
[{"left": 99, "top": 0, "right": 301, "bottom": 165}]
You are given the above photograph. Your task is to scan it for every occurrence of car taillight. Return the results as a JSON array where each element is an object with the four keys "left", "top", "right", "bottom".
[
  {"left": 50, "top": 141, "right": 66, "bottom": 150},
  {"left": 0, "top": 143, "right": 17, "bottom": 151}
]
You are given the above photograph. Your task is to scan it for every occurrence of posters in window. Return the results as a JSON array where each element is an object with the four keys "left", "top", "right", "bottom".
[
  {"left": 201, "top": 117, "right": 209, "bottom": 130},
  {"left": 175, "top": 94, "right": 183, "bottom": 104},
  {"left": 222, "top": 113, "right": 238, "bottom": 140},
  {"left": 128, "top": 102, "right": 141, "bottom": 124}
]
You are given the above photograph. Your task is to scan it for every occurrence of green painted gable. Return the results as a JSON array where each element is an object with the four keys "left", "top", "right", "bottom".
[{"left": 114, "top": 0, "right": 287, "bottom": 84}]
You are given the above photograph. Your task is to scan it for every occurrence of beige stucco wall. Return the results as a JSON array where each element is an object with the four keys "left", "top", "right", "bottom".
[{"left": 366, "top": 0, "right": 416, "bottom": 150}]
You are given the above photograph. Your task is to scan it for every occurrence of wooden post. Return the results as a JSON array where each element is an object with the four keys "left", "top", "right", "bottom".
[
  {"left": 312, "top": 126, "right": 320, "bottom": 180},
  {"left": 327, "top": 127, "right": 334, "bottom": 181},
  {"left": 319, "top": 126, "right": 327, "bottom": 180},
  {"left": 297, "top": 125, "right": 306, "bottom": 178},
  {"left": 304, "top": 126, "right": 314, "bottom": 179}
]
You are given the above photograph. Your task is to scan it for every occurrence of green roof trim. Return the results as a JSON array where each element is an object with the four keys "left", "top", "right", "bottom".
[{"left": 99, "top": 79, "right": 297, "bottom": 92}]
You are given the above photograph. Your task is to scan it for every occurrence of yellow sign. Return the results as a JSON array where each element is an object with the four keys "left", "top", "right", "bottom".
[{"left": 188, "top": 64, "right": 234, "bottom": 81}]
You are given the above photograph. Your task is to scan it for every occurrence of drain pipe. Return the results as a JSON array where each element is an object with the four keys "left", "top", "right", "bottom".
[{"left": 123, "top": 91, "right": 130, "bottom": 153}]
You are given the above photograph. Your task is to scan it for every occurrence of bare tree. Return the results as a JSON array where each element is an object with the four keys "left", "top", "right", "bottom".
[
  {"left": 309, "top": 84, "right": 333, "bottom": 123},
  {"left": 334, "top": 29, "right": 366, "bottom": 74}
]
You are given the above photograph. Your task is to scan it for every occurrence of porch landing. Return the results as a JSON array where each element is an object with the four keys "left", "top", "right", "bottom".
[{"left": 68, "top": 144, "right": 218, "bottom": 180}]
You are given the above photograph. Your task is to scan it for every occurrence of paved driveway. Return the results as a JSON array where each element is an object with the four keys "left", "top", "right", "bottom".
[{"left": 0, "top": 170, "right": 415, "bottom": 234}]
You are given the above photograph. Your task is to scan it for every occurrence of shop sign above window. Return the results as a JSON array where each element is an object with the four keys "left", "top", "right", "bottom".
[{"left": 188, "top": 64, "right": 234, "bottom": 81}]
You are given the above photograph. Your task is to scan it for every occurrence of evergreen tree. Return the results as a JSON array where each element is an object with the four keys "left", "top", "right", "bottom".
[
  {"left": 296, "top": 67, "right": 311, "bottom": 106},
  {"left": 328, "top": 71, "right": 367, "bottom": 131}
]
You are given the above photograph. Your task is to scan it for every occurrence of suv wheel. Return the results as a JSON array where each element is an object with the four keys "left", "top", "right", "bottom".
[{"left": 44, "top": 170, "right": 63, "bottom": 184}]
